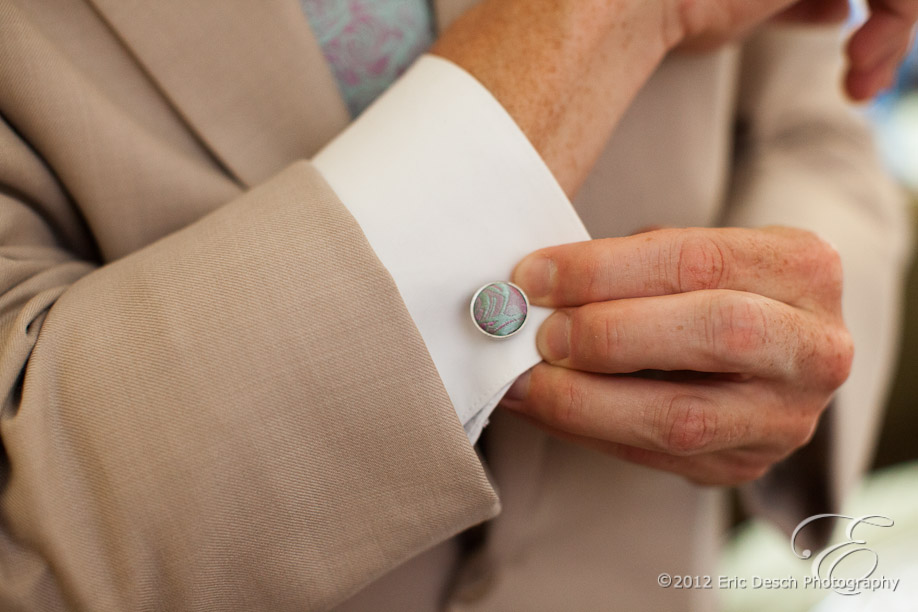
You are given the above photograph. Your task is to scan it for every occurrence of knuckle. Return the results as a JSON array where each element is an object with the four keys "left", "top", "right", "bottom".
[
  {"left": 663, "top": 0, "right": 691, "bottom": 47},
  {"left": 709, "top": 293, "right": 769, "bottom": 361},
  {"left": 789, "top": 417, "right": 819, "bottom": 450},
  {"left": 580, "top": 255, "right": 609, "bottom": 304},
  {"left": 577, "top": 306, "right": 623, "bottom": 365},
  {"left": 548, "top": 374, "right": 590, "bottom": 430},
  {"left": 786, "top": 313, "right": 853, "bottom": 389},
  {"left": 672, "top": 233, "right": 728, "bottom": 293},
  {"left": 772, "top": 407, "right": 821, "bottom": 454},
  {"left": 800, "top": 231, "right": 845, "bottom": 303},
  {"left": 821, "top": 242, "right": 844, "bottom": 290},
  {"left": 653, "top": 394, "right": 719, "bottom": 456},
  {"left": 799, "top": 320, "right": 854, "bottom": 390},
  {"left": 823, "top": 325, "right": 855, "bottom": 389}
]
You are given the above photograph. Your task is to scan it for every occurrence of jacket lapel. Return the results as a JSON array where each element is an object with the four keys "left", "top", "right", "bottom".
[{"left": 87, "top": 0, "right": 350, "bottom": 186}]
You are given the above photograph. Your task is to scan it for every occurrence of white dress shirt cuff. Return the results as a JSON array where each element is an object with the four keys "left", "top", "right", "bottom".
[{"left": 312, "top": 54, "right": 590, "bottom": 443}]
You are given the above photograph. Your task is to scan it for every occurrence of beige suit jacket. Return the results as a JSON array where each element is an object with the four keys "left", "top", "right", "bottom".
[{"left": 0, "top": 1, "right": 909, "bottom": 611}]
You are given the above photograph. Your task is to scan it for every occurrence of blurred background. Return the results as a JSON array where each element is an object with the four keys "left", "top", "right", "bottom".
[
  {"left": 869, "top": 36, "right": 918, "bottom": 474},
  {"left": 719, "top": 11, "right": 918, "bottom": 612}
]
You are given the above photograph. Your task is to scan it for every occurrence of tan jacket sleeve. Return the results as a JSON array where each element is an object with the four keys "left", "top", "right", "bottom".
[
  {"left": 723, "top": 25, "right": 911, "bottom": 534},
  {"left": 0, "top": 8, "right": 498, "bottom": 612}
]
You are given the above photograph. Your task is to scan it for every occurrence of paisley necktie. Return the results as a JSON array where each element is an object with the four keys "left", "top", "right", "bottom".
[{"left": 299, "top": 0, "right": 435, "bottom": 116}]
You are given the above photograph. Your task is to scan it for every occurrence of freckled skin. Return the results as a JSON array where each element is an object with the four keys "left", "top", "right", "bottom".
[
  {"left": 433, "top": 0, "right": 679, "bottom": 197},
  {"left": 433, "top": 1, "right": 915, "bottom": 195},
  {"left": 431, "top": 1, "right": 912, "bottom": 484},
  {"left": 509, "top": 227, "right": 853, "bottom": 486}
]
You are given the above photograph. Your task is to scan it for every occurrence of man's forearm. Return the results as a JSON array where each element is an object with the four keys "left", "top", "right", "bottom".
[{"left": 431, "top": 0, "right": 679, "bottom": 197}]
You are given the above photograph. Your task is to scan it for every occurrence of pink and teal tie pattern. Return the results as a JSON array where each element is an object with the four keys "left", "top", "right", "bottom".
[{"left": 299, "top": 0, "right": 434, "bottom": 116}]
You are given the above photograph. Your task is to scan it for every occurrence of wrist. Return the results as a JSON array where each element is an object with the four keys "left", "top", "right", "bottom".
[{"left": 432, "top": 0, "right": 676, "bottom": 196}]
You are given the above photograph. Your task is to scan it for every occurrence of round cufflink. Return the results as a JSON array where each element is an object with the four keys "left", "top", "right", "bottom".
[{"left": 470, "top": 281, "right": 530, "bottom": 338}]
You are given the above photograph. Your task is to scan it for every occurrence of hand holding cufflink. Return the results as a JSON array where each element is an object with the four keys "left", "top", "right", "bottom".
[{"left": 496, "top": 226, "right": 853, "bottom": 487}]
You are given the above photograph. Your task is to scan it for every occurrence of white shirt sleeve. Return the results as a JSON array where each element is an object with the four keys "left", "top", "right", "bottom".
[{"left": 312, "top": 54, "right": 590, "bottom": 443}]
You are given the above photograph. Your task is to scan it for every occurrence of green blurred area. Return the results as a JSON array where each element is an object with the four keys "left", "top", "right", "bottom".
[{"left": 721, "top": 461, "right": 918, "bottom": 612}]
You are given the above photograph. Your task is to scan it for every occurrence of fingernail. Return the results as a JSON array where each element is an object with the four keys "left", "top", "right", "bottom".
[
  {"left": 514, "top": 255, "right": 555, "bottom": 300},
  {"left": 538, "top": 311, "right": 570, "bottom": 362},
  {"left": 504, "top": 369, "right": 532, "bottom": 402}
]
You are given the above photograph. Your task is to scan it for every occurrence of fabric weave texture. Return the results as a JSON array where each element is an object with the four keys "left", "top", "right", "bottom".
[{"left": 300, "top": 0, "right": 434, "bottom": 115}]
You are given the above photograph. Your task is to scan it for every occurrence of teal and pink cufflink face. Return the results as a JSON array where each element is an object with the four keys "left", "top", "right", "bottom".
[{"left": 470, "top": 281, "right": 530, "bottom": 338}]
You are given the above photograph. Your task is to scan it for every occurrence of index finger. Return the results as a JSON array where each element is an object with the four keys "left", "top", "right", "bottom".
[{"left": 511, "top": 227, "right": 842, "bottom": 310}]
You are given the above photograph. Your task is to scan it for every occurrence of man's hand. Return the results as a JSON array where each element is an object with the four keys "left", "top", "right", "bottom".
[
  {"left": 432, "top": 0, "right": 821, "bottom": 197},
  {"left": 434, "top": 0, "right": 915, "bottom": 198},
  {"left": 845, "top": 0, "right": 918, "bottom": 100},
  {"left": 776, "top": 0, "right": 918, "bottom": 100},
  {"left": 747, "top": 0, "right": 916, "bottom": 101},
  {"left": 501, "top": 227, "right": 854, "bottom": 486}
]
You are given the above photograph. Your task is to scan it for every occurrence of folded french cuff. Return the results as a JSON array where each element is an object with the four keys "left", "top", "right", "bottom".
[{"left": 312, "top": 54, "right": 591, "bottom": 442}]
